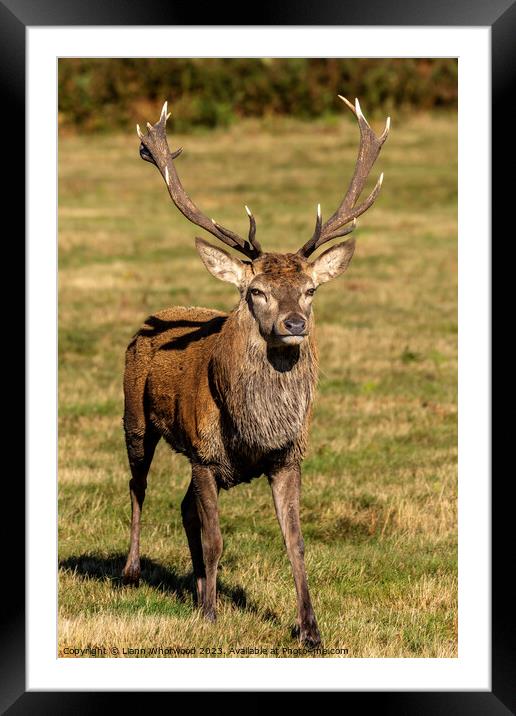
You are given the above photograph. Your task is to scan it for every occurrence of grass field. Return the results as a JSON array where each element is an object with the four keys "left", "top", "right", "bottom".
[{"left": 58, "top": 111, "right": 457, "bottom": 658}]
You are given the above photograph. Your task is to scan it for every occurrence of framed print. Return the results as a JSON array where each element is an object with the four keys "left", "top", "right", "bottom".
[{"left": 4, "top": 0, "right": 511, "bottom": 711}]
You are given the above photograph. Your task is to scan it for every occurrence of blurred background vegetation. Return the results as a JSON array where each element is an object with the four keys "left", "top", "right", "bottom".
[{"left": 58, "top": 58, "right": 457, "bottom": 134}]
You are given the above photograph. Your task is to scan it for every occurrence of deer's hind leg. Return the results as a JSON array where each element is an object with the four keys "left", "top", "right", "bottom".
[
  {"left": 181, "top": 480, "right": 205, "bottom": 607},
  {"left": 122, "top": 424, "right": 160, "bottom": 586},
  {"left": 182, "top": 465, "right": 222, "bottom": 621}
]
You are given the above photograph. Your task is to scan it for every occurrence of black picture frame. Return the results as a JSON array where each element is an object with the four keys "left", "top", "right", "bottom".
[{"left": 5, "top": 1, "right": 510, "bottom": 712}]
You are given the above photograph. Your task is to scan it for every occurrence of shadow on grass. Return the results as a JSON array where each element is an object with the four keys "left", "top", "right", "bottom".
[{"left": 59, "top": 553, "right": 279, "bottom": 624}]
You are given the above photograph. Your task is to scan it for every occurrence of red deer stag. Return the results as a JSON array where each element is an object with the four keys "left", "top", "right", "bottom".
[{"left": 123, "top": 97, "right": 389, "bottom": 647}]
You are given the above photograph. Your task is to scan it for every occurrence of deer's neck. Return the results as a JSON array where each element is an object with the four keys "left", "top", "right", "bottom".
[{"left": 211, "top": 305, "right": 319, "bottom": 453}]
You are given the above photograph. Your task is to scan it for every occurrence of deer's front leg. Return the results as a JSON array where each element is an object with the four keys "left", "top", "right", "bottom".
[
  {"left": 268, "top": 462, "right": 321, "bottom": 648},
  {"left": 191, "top": 463, "right": 222, "bottom": 622}
]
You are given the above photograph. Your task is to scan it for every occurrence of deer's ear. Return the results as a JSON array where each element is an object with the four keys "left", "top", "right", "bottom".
[
  {"left": 310, "top": 238, "right": 355, "bottom": 286},
  {"left": 195, "top": 238, "right": 247, "bottom": 288}
]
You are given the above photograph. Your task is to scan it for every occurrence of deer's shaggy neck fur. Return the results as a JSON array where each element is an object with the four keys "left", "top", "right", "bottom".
[{"left": 211, "top": 301, "right": 319, "bottom": 458}]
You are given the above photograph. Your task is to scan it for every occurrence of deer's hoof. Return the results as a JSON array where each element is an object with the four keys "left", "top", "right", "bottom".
[
  {"left": 300, "top": 630, "right": 322, "bottom": 650},
  {"left": 293, "top": 619, "right": 322, "bottom": 650},
  {"left": 203, "top": 607, "right": 217, "bottom": 623},
  {"left": 122, "top": 564, "right": 141, "bottom": 587}
]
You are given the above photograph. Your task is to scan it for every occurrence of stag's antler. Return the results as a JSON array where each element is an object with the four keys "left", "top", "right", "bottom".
[
  {"left": 298, "top": 97, "right": 390, "bottom": 258},
  {"left": 137, "top": 102, "right": 262, "bottom": 260}
]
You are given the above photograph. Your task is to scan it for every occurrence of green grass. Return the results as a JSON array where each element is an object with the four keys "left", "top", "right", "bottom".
[{"left": 58, "top": 112, "right": 457, "bottom": 657}]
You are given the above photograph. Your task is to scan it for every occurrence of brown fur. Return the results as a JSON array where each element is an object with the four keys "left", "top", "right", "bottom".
[
  {"left": 121, "top": 244, "right": 356, "bottom": 648},
  {"left": 124, "top": 301, "right": 318, "bottom": 488}
]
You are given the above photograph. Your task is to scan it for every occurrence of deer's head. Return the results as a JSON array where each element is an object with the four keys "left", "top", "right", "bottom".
[
  {"left": 193, "top": 241, "right": 355, "bottom": 347},
  {"left": 137, "top": 98, "right": 389, "bottom": 348}
]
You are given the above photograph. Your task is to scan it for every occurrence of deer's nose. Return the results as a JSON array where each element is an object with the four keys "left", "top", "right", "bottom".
[{"left": 283, "top": 314, "right": 306, "bottom": 335}]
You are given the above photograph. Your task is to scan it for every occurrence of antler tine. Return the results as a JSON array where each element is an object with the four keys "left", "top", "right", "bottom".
[
  {"left": 322, "top": 217, "right": 358, "bottom": 244},
  {"left": 298, "top": 96, "right": 389, "bottom": 258},
  {"left": 245, "top": 205, "right": 262, "bottom": 254},
  {"left": 298, "top": 203, "right": 323, "bottom": 258},
  {"left": 137, "top": 101, "right": 261, "bottom": 260}
]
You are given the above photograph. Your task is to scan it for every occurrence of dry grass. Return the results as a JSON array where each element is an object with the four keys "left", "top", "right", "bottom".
[{"left": 58, "top": 111, "right": 457, "bottom": 658}]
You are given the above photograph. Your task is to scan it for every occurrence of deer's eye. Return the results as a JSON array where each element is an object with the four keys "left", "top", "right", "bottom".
[
  {"left": 306, "top": 288, "right": 316, "bottom": 297},
  {"left": 250, "top": 288, "right": 265, "bottom": 298}
]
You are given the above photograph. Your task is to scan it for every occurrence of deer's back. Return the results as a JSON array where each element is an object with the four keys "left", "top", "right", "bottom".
[
  {"left": 131, "top": 305, "right": 227, "bottom": 355},
  {"left": 124, "top": 305, "right": 227, "bottom": 457}
]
